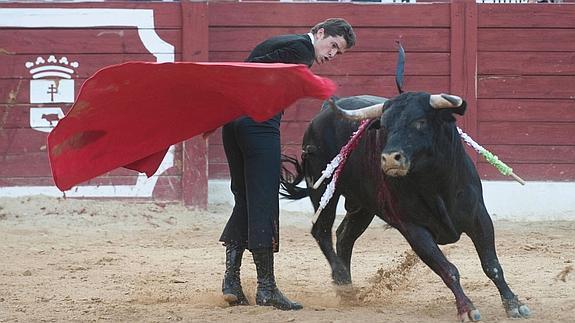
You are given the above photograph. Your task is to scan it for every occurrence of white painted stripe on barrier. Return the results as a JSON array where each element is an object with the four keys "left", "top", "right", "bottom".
[{"left": 0, "top": 8, "right": 174, "bottom": 62}]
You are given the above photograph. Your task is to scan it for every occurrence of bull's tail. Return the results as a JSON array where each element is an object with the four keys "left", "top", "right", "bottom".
[{"left": 280, "top": 154, "right": 309, "bottom": 200}]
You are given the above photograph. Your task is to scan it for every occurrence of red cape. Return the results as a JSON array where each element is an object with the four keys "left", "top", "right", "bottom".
[{"left": 47, "top": 62, "right": 336, "bottom": 191}]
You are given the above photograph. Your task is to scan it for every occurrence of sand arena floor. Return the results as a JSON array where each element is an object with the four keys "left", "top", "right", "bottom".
[{"left": 1, "top": 196, "right": 574, "bottom": 322}]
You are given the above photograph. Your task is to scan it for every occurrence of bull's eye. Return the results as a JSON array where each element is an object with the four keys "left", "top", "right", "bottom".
[{"left": 412, "top": 118, "right": 427, "bottom": 130}]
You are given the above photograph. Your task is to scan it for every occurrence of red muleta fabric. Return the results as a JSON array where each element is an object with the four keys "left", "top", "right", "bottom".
[{"left": 47, "top": 61, "right": 336, "bottom": 191}]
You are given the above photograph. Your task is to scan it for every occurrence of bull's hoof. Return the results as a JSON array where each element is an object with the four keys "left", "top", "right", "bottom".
[
  {"left": 503, "top": 297, "right": 531, "bottom": 318},
  {"left": 334, "top": 284, "right": 358, "bottom": 305},
  {"left": 458, "top": 308, "right": 481, "bottom": 322},
  {"left": 331, "top": 268, "right": 351, "bottom": 286}
]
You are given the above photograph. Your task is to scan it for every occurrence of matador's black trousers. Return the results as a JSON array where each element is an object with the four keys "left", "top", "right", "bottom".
[{"left": 219, "top": 113, "right": 282, "bottom": 252}]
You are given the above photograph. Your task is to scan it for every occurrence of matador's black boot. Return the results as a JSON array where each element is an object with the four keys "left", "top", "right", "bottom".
[
  {"left": 222, "top": 243, "right": 249, "bottom": 306},
  {"left": 252, "top": 248, "right": 303, "bottom": 310}
]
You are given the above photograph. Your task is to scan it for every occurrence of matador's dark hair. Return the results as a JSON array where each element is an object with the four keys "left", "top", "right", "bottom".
[{"left": 310, "top": 18, "right": 356, "bottom": 49}]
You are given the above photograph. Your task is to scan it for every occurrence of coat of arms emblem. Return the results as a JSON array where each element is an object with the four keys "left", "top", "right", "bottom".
[{"left": 26, "top": 55, "right": 79, "bottom": 133}]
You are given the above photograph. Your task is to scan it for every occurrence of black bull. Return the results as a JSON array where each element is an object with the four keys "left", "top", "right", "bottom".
[{"left": 280, "top": 92, "right": 530, "bottom": 321}]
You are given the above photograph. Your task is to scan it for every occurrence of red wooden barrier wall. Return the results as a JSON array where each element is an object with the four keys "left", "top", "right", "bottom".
[
  {"left": 1, "top": 1, "right": 574, "bottom": 208},
  {"left": 476, "top": 4, "right": 575, "bottom": 180}
]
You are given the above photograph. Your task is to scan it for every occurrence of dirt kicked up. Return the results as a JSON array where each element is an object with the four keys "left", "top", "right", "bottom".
[{"left": 1, "top": 196, "right": 574, "bottom": 322}]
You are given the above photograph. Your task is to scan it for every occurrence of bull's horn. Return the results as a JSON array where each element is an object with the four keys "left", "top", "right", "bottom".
[
  {"left": 328, "top": 99, "right": 387, "bottom": 120},
  {"left": 430, "top": 94, "right": 463, "bottom": 109}
]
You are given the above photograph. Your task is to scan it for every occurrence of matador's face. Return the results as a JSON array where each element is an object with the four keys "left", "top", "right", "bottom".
[{"left": 313, "top": 28, "right": 348, "bottom": 65}]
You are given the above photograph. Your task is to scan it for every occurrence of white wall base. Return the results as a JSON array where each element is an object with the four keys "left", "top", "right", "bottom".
[
  {"left": 209, "top": 180, "right": 575, "bottom": 221},
  {"left": 482, "top": 181, "right": 575, "bottom": 221}
]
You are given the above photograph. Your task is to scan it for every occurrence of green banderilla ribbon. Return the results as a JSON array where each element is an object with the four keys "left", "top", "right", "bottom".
[{"left": 458, "top": 127, "right": 525, "bottom": 185}]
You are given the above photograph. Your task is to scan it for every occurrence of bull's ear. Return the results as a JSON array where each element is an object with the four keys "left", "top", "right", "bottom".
[
  {"left": 430, "top": 93, "right": 467, "bottom": 121},
  {"left": 430, "top": 94, "right": 466, "bottom": 116},
  {"left": 438, "top": 101, "right": 467, "bottom": 122},
  {"left": 450, "top": 100, "right": 467, "bottom": 116}
]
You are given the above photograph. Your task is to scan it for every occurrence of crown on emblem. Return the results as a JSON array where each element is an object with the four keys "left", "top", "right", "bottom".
[{"left": 25, "top": 55, "right": 79, "bottom": 79}]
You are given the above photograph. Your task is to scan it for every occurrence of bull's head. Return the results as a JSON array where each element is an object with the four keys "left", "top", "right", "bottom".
[{"left": 330, "top": 92, "right": 466, "bottom": 177}]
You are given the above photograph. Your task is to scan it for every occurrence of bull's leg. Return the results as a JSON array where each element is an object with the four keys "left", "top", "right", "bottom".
[
  {"left": 399, "top": 223, "right": 481, "bottom": 322},
  {"left": 310, "top": 196, "right": 350, "bottom": 285},
  {"left": 466, "top": 209, "right": 531, "bottom": 319},
  {"left": 335, "top": 197, "right": 375, "bottom": 283}
]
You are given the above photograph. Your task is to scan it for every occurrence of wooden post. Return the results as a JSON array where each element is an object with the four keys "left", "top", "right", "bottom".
[
  {"left": 450, "top": 0, "right": 478, "bottom": 163},
  {"left": 181, "top": 1, "right": 209, "bottom": 208}
]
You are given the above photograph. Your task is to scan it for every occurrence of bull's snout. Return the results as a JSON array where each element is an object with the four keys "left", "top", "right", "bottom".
[{"left": 381, "top": 151, "right": 410, "bottom": 177}]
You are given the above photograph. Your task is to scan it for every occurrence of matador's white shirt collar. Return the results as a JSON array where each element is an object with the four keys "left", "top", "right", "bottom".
[{"left": 307, "top": 32, "right": 315, "bottom": 46}]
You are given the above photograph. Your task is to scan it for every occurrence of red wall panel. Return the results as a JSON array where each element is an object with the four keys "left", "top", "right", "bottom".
[{"left": 476, "top": 3, "right": 575, "bottom": 181}]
